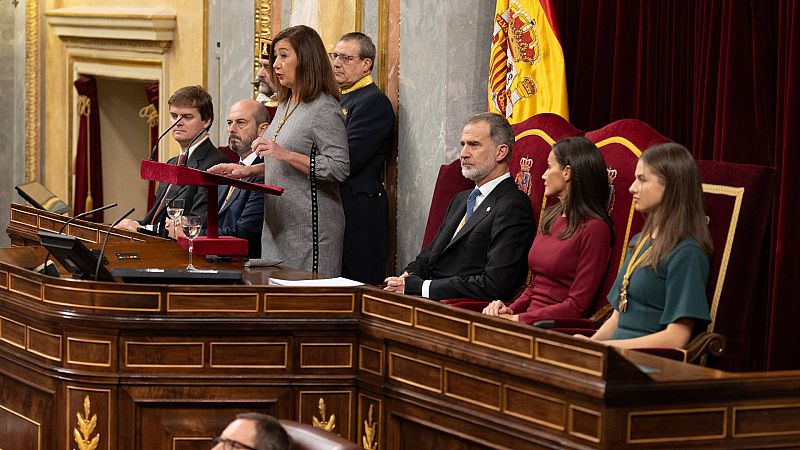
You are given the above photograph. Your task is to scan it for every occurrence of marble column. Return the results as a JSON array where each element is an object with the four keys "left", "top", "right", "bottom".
[
  {"left": 0, "top": 2, "right": 27, "bottom": 246},
  {"left": 207, "top": 0, "right": 257, "bottom": 146},
  {"left": 395, "top": 0, "right": 494, "bottom": 271}
]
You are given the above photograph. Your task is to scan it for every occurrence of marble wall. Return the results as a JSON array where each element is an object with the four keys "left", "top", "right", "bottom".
[
  {"left": 395, "top": 0, "right": 494, "bottom": 270},
  {"left": 0, "top": 3, "right": 27, "bottom": 247},
  {"left": 207, "top": 0, "right": 257, "bottom": 146}
]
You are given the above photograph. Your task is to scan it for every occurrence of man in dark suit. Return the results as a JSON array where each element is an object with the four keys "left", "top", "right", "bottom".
[
  {"left": 116, "top": 85, "right": 228, "bottom": 236},
  {"left": 385, "top": 113, "right": 536, "bottom": 301},
  {"left": 168, "top": 99, "right": 269, "bottom": 258},
  {"left": 332, "top": 32, "right": 395, "bottom": 285}
]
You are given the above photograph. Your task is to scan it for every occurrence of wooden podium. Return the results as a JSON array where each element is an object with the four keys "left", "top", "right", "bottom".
[
  {"left": 140, "top": 160, "right": 283, "bottom": 256},
  {"left": 3, "top": 204, "right": 800, "bottom": 450}
]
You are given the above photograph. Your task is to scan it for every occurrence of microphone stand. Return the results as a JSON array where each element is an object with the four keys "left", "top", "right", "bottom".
[
  {"left": 38, "top": 203, "right": 118, "bottom": 276},
  {"left": 149, "top": 117, "right": 184, "bottom": 161},
  {"left": 94, "top": 208, "right": 135, "bottom": 281}
]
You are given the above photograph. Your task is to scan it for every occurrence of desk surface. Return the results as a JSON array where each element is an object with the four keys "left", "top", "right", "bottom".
[{"left": 3, "top": 203, "right": 800, "bottom": 450}]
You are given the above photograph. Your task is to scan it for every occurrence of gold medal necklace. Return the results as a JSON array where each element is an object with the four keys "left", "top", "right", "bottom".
[{"left": 619, "top": 235, "right": 652, "bottom": 312}]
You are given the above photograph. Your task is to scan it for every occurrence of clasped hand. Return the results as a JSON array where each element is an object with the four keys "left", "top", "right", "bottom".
[
  {"left": 383, "top": 271, "right": 409, "bottom": 294},
  {"left": 252, "top": 136, "right": 290, "bottom": 161}
]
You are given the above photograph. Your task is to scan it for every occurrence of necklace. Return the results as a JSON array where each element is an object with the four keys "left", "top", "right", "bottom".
[
  {"left": 618, "top": 235, "right": 652, "bottom": 312},
  {"left": 272, "top": 101, "right": 301, "bottom": 140}
]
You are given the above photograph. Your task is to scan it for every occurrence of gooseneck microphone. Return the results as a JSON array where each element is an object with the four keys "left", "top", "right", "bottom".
[
  {"left": 180, "top": 124, "right": 213, "bottom": 167},
  {"left": 149, "top": 116, "right": 185, "bottom": 161},
  {"left": 38, "top": 202, "right": 118, "bottom": 276},
  {"left": 94, "top": 207, "right": 135, "bottom": 281}
]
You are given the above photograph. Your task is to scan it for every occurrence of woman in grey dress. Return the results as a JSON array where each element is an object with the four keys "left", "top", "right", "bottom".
[{"left": 213, "top": 25, "right": 349, "bottom": 275}]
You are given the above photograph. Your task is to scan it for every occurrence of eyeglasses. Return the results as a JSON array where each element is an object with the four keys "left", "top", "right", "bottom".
[
  {"left": 210, "top": 437, "right": 258, "bottom": 450},
  {"left": 328, "top": 53, "right": 361, "bottom": 63}
]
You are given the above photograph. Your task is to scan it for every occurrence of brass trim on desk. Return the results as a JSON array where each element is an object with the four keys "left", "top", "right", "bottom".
[
  {"left": 167, "top": 292, "right": 260, "bottom": 313},
  {"left": 266, "top": 292, "right": 356, "bottom": 313},
  {"left": 732, "top": 403, "right": 800, "bottom": 438},
  {"left": 414, "top": 308, "right": 471, "bottom": 342},
  {"left": 470, "top": 322, "right": 533, "bottom": 358},
  {"left": 42, "top": 283, "right": 162, "bottom": 312},
  {"left": 534, "top": 338, "right": 604, "bottom": 377},
  {"left": 26, "top": 326, "right": 62, "bottom": 362},
  {"left": 0, "top": 403, "right": 42, "bottom": 450},
  {"left": 361, "top": 294, "right": 413, "bottom": 326},
  {"left": 388, "top": 352, "right": 442, "bottom": 393},
  {"left": 66, "top": 337, "right": 113, "bottom": 367},
  {"left": 503, "top": 385, "right": 566, "bottom": 431},
  {"left": 9, "top": 273, "right": 43, "bottom": 301},
  {"left": 569, "top": 404, "right": 602, "bottom": 443},
  {"left": 0, "top": 269, "right": 8, "bottom": 290},
  {"left": 627, "top": 407, "right": 727, "bottom": 444},
  {"left": 0, "top": 315, "right": 27, "bottom": 349},
  {"left": 358, "top": 344, "right": 384, "bottom": 377},
  {"left": 443, "top": 367, "right": 502, "bottom": 412},
  {"left": 299, "top": 343, "right": 354, "bottom": 369},
  {"left": 125, "top": 341, "right": 205, "bottom": 368},
  {"left": 208, "top": 341, "right": 288, "bottom": 369}
]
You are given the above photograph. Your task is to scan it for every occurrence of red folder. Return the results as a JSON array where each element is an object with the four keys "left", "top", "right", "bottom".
[{"left": 140, "top": 160, "right": 283, "bottom": 256}]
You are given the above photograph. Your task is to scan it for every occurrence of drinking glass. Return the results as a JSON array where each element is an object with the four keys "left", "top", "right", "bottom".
[
  {"left": 181, "top": 215, "right": 201, "bottom": 270},
  {"left": 166, "top": 198, "right": 184, "bottom": 239}
]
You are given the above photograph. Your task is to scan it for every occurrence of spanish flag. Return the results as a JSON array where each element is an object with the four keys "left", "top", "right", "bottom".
[{"left": 488, "top": 0, "right": 569, "bottom": 123}]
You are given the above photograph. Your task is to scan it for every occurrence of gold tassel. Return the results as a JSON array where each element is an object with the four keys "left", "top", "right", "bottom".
[{"left": 77, "top": 95, "right": 93, "bottom": 213}]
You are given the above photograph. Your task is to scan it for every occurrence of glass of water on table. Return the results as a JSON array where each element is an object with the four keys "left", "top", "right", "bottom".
[
  {"left": 181, "top": 215, "right": 201, "bottom": 270},
  {"left": 166, "top": 198, "right": 184, "bottom": 239}
]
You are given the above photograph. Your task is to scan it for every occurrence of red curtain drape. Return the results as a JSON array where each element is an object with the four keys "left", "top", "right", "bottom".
[
  {"left": 142, "top": 82, "right": 160, "bottom": 209},
  {"left": 552, "top": 0, "right": 798, "bottom": 370},
  {"left": 73, "top": 75, "right": 104, "bottom": 222}
]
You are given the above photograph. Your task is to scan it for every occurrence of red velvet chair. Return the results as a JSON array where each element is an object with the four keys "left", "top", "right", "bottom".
[
  {"left": 279, "top": 420, "right": 359, "bottom": 450},
  {"left": 217, "top": 145, "right": 240, "bottom": 163},
  {"left": 432, "top": 113, "right": 582, "bottom": 309}
]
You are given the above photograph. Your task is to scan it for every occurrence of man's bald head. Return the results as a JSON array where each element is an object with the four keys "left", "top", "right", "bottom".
[{"left": 226, "top": 99, "right": 270, "bottom": 157}]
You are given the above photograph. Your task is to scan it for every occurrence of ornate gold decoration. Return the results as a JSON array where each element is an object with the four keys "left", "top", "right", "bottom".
[
  {"left": 254, "top": 0, "right": 272, "bottom": 85},
  {"left": 311, "top": 398, "right": 336, "bottom": 432},
  {"left": 25, "top": 0, "right": 41, "bottom": 182},
  {"left": 138, "top": 104, "right": 159, "bottom": 128},
  {"left": 362, "top": 404, "right": 377, "bottom": 449},
  {"left": 76, "top": 95, "right": 93, "bottom": 211},
  {"left": 73, "top": 396, "right": 100, "bottom": 450}
]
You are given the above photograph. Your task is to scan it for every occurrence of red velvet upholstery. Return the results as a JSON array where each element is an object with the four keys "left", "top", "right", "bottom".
[
  {"left": 695, "top": 160, "right": 775, "bottom": 369},
  {"left": 217, "top": 145, "right": 240, "bottom": 163},
  {"left": 279, "top": 420, "right": 358, "bottom": 450},
  {"left": 584, "top": 119, "right": 671, "bottom": 313},
  {"left": 421, "top": 159, "right": 472, "bottom": 249}
]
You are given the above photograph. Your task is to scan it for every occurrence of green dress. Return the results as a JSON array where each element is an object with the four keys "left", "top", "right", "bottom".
[{"left": 607, "top": 233, "right": 711, "bottom": 340}]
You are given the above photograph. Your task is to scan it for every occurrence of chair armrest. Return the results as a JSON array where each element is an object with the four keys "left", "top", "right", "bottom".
[{"left": 684, "top": 331, "right": 726, "bottom": 364}]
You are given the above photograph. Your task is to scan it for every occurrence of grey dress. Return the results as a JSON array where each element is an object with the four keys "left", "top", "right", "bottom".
[{"left": 253, "top": 94, "right": 350, "bottom": 275}]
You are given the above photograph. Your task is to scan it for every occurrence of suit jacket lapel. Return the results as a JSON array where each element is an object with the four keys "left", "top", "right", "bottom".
[
  {"left": 187, "top": 139, "right": 210, "bottom": 169},
  {"left": 443, "top": 178, "right": 513, "bottom": 252}
]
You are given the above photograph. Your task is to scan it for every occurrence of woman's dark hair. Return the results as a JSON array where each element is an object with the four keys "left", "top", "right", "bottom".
[
  {"left": 638, "top": 143, "right": 712, "bottom": 269},
  {"left": 540, "top": 136, "right": 613, "bottom": 244},
  {"left": 272, "top": 25, "right": 340, "bottom": 103}
]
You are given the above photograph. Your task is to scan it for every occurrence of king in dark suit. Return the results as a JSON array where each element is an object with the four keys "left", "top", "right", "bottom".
[{"left": 385, "top": 113, "right": 536, "bottom": 301}]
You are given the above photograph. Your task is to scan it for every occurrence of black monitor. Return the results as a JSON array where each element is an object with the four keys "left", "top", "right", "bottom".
[{"left": 37, "top": 231, "right": 115, "bottom": 282}]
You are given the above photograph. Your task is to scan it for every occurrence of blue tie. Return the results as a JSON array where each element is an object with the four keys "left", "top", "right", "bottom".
[{"left": 465, "top": 188, "right": 480, "bottom": 221}]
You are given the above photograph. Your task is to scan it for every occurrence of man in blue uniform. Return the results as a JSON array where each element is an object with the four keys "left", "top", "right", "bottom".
[{"left": 332, "top": 32, "right": 395, "bottom": 285}]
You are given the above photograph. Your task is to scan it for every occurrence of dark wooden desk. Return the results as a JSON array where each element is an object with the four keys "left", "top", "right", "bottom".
[{"left": 3, "top": 204, "right": 800, "bottom": 450}]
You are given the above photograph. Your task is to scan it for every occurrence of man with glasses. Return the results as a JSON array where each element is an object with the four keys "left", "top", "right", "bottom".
[
  {"left": 331, "top": 32, "right": 395, "bottom": 285},
  {"left": 211, "top": 412, "right": 291, "bottom": 450}
]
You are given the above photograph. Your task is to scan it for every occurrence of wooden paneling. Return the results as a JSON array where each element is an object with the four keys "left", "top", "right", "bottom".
[{"left": 209, "top": 342, "right": 288, "bottom": 369}]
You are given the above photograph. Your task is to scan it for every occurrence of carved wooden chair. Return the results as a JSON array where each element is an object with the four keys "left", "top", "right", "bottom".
[
  {"left": 279, "top": 420, "right": 359, "bottom": 450},
  {"left": 534, "top": 120, "right": 775, "bottom": 369}
]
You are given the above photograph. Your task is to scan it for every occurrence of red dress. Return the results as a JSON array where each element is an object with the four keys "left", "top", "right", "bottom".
[{"left": 508, "top": 216, "right": 612, "bottom": 324}]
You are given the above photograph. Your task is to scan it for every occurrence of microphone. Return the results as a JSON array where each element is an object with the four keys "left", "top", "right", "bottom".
[
  {"left": 180, "top": 124, "right": 213, "bottom": 167},
  {"left": 149, "top": 116, "right": 184, "bottom": 161},
  {"left": 94, "top": 207, "right": 135, "bottom": 281},
  {"left": 37, "top": 203, "right": 118, "bottom": 276}
]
